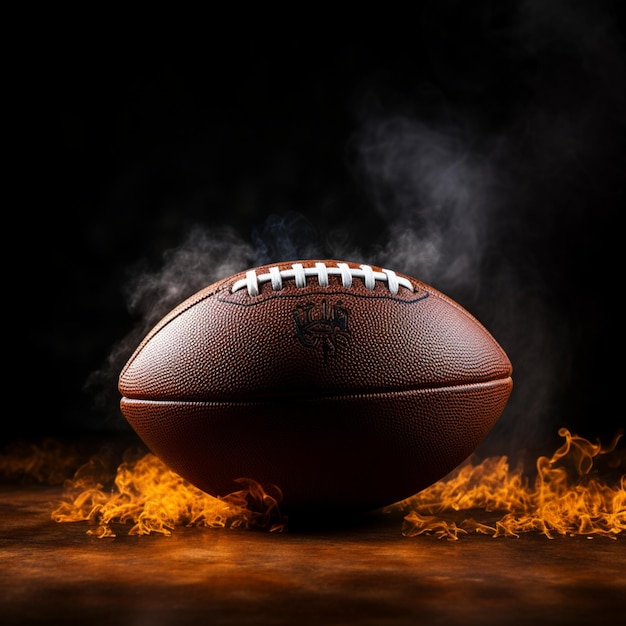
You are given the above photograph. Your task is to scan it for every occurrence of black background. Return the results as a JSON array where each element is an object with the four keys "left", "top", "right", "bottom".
[{"left": 12, "top": 2, "right": 625, "bottom": 460}]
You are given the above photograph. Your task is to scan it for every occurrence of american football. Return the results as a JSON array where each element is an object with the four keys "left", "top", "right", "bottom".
[{"left": 119, "top": 259, "right": 512, "bottom": 518}]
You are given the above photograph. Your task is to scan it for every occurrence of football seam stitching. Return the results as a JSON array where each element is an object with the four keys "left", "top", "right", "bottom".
[{"left": 231, "top": 262, "right": 414, "bottom": 296}]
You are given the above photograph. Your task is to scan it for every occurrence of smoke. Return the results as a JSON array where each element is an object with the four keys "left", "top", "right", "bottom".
[
  {"left": 88, "top": 1, "right": 623, "bottom": 457},
  {"left": 354, "top": 117, "right": 498, "bottom": 293},
  {"left": 85, "top": 225, "right": 256, "bottom": 425},
  {"left": 347, "top": 112, "right": 558, "bottom": 456},
  {"left": 123, "top": 226, "right": 255, "bottom": 334}
]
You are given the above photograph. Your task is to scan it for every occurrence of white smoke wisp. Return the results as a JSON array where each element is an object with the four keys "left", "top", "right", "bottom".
[
  {"left": 85, "top": 225, "right": 255, "bottom": 427},
  {"left": 123, "top": 225, "right": 255, "bottom": 334},
  {"left": 355, "top": 117, "right": 499, "bottom": 298},
  {"left": 351, "top": 116, "right": 541, "bottom": 455}
]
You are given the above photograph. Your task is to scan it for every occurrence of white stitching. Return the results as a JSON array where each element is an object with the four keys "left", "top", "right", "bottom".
[
  {"left": 360, "top": 264, "right": 375, "bottom": 290},
  {"left": 269, "top": 266, "right": 282, "bottom": 291},
  {"left": 293, "top": 263, "right": 306, "bottom": 287},
  {"left": 245, "top": 269, "right": 259, "bottom": 296},
  {"left": 231, "top": 262, "right": 414, "bottom": 296},
  {"left": 382, "top": 268, "right": 398, "bottom": 295},
  {"left": 315, "top": 262, "right": 329, "bottom": 287},
  {"left": 337, "top": 263, "right": 352, "bottom": 289}
]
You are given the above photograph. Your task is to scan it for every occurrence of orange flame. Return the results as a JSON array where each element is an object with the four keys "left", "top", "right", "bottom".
[
  {"left": 388, "top": 428, "right": 625, "bottom": 540},
  {"left": 51, "top": 452, "right": 286, "bottom": 536},
  {"left": 3, "top": 429, "right": 624, "bottom": 539}
]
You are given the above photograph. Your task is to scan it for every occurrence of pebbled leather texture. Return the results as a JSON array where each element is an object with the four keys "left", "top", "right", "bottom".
[{"left": 119, "top": 259, "right": 513, "bottom": 514}]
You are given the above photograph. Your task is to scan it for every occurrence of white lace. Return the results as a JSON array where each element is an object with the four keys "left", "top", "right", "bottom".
[{"left": 231, "top": 262, "right": 414, "bottom": 296}]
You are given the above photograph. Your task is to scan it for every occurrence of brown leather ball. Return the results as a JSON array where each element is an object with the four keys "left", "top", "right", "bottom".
[{"left": 119, "top": 260, "right": 512, "bottom": 518}]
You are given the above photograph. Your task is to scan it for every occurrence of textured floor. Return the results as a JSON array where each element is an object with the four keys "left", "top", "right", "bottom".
[{"left": 1, "top": 484, "right": 624, "bottom": 626}]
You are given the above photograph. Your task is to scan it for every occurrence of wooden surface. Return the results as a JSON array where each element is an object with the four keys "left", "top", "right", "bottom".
[{"left": 1, "top": 484, "right": 624, "bottom": 626}]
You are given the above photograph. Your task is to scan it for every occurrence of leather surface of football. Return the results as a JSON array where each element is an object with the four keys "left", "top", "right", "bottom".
[{"left": 119, "top": 260, "right": 513, "bottom": 518}]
